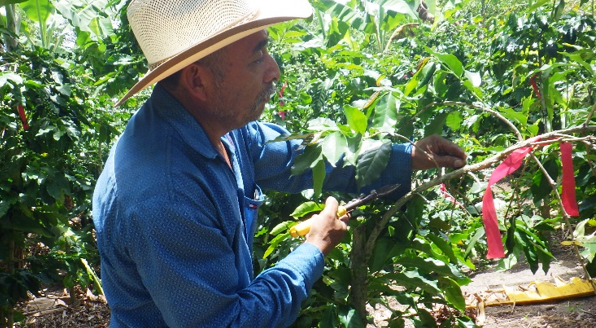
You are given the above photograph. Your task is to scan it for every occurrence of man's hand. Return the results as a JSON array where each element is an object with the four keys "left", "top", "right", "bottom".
[
  {"left": 411, "top": 135, "right": 467, "bottom": 170},
  {"left": 305, "top": 197, "right": 349, "bottom": 256}
]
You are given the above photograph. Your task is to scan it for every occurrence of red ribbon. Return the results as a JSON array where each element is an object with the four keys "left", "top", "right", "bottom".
[
  {"left": 560, "top": 142, "right": 579, "bottom": 216},
  {"left": 530, "top": 74, "right": 541, "bottom": 98},
  {"left": 482, "top": 137, "right": 580, "bottom": 259},
  {"left": 440, "top": 183, "right": 464, "bottom": 208},
  {"left": 17, "top": 105, "right": 29, "bottom": 130},
  {"left": 482, "top": 136, "right": 541, "bottom": 259},
  {"left": 278, "top": 81, "right": 287, "bottom": 120},
  {"left": 440, "top": 183, "right": 457, "bottom": 204}
]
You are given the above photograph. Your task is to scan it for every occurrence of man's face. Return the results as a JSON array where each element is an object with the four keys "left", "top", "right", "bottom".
[{"left": 203, "top": 30, "right": 280, "bottom": 130}]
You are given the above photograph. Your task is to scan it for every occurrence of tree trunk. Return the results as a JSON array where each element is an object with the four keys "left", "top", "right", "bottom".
[{"left": 350, "top": 224, "right": 369, "bottom": 325}]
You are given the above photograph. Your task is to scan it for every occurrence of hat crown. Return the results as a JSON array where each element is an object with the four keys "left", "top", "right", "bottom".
[{"left": 128, "top": 0, "right": 259, "bottom": 67}]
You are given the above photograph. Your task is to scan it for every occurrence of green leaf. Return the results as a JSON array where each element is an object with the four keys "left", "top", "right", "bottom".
[
  {"left": 427, "top": 233, "right": 459, "bottom": 264},
  {"left": 322, "top": 132, "right": 348, "bottom": 166},
  {"left": 413, "top": 309, "right": 438, "bottom": 328},
  {"left": 270, "top": 221, "right": 293, "bottom": 235},
  {"left": 464, "top": 70, "right": 481, "bottom": 87},
  {"left": 0, "top": 0, "right": 27, "bottom": 6},
  {"left": 424, "top": 112, "right": 448, "bottom": 137},
  {"left": 528, "top": 0, "right": 551, "bottom": 12},
  {"left": 578, "top": 235, "right": 596, "bottom": 262},
  {"left": 262, "top": 233, "right": 289, "bottom": 258},
  {"left": 499, "top": 108, "right": 527, "bottom": 126},
  {"left": 404, "top": 60, "right": 436, "bottom": 96},
  {"left": 0, "top": 72, "right": 24, "bottom": 86},
  {"left": 438, "top": 277, "right": 465, "bottom": 311},
  {"left": 445, "top": 111, "right": 463, "bottom": 131},
  {"left": 312, "top": 159, "right": 326, "bottom": 198},
  {"left": 384, "top": 270, "right": 441, "bottom": 294},
  {"left": 462, "top": 80, "right": 483, "bottom": 98},
  {"left": 321, "top": 304, "right": 339, "bottom": 328},
  {"left": 355, "top": 140, "right": 392, "bottom": 189},
  {"left": 290, "top": 201, "right": 324, "bottom": 218},
  {"left": 382, "top": 0, "right": 418, "bottom": 17},
  {"left": 433, "top": 70, "right": 449, "bottom": 97},
  {"left": 427, "top": 49, "right": 464, "bottom": 77},
  {"left": 0, "top": 199, "right": 12, "bottom": 217},
  {"left": 370, "top": 237, "right": 407, "bottom": 272},
  {"left": 372, "top": 93, "right": 399, "bottom": 130},
  {"left": 344, "top": 105, "right": 368, "bottom": 135},
  {"left": 291, "top": 144, "right": 322, "bottom": 176},
  {"left": 20, "top": 0, "right": 54, "bottom": 23},
  {"left": 54, "top": 0, "right": 114, "bottom": 38}
]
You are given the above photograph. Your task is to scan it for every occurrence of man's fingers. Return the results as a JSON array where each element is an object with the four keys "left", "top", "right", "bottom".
[
  {"left": 412, "top": 135, "right": 467, "bottom": 170},
  {"left": 438, "top": 138, "right": 467, "bottom": 161},
  {"left": 435, "top": 155, "right": 466, "bottom": 169},
  {"left": 338, "top": 213, "right": 351, "bottom": 224}
]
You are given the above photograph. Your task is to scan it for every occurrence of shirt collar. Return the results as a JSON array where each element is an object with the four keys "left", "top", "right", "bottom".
[{"left": 149, "top": 84, "right": 219, "bottom": 160}]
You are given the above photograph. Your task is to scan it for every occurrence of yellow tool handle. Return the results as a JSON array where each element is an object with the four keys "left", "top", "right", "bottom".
[{"left": 289, "top": 206, "right": 347, "bottom": 237}]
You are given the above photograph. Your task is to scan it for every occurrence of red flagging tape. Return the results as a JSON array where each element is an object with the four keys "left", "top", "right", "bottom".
[
  {"left": 17, "top": 105, "right": 29, "bottom": 130},
  {"left": 560, "top": 142, "right": 579, "bottom": 217},
  {"left": 482, "top": 136, "right": 541, "bottom": 259},
  {"left": 482, "top": 137, "right": 580, "bottom": 259}
]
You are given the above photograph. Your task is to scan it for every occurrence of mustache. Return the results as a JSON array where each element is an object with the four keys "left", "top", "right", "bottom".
[{"left": 256, "top": 82, "right": 277, "bottom": 105}]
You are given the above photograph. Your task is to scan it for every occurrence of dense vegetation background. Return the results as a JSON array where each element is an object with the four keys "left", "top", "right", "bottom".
[{"left": 1, "top": 0, "right": 594, "bottom": 327}]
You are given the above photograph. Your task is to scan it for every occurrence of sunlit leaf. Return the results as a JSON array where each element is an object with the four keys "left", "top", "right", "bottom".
[
  {"left": 322, "top": 131, "right": 348, "bottom": 166},
  {"left": 270, "top": 221, "right": 294, "bottom": 235},
  {"left": 464, "top": 70, "right": 481, "bottom": 87},
  {"left": 427, "top": 48, "right": 464, "bottom": 77},
  {"left": 290, "top": 201, "right": 324, "bottom": 218},
  {"left": 20, "top": 0, "right": 54, "bottom": 23},
  {"left": 344, "top": 105, "right": 368, "bottom": 135},
  {"left": 372, "top": 93, "right": 399, "bottom": 129}
]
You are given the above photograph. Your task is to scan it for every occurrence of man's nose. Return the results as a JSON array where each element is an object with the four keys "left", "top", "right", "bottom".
[{"left": 264, "top": 52, "right": 281, "bottom": 83}]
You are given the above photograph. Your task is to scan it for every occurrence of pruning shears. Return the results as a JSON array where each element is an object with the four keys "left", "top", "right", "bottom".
[{"left": 289, "top": 184, "right": 400, "bottom": 238}]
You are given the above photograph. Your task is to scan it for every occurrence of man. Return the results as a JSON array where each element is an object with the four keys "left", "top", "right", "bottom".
[{"left": 93, "top": 0, "right": 467, "bottom": 327}]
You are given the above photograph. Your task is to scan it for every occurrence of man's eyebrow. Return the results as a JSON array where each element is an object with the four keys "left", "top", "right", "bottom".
[{"left": 253, "top": 37, "right": 269, "bottom": 54}]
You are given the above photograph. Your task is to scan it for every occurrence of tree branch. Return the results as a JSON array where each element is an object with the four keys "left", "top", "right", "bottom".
[{"left": 364, "top": 124, "right": 596, "bottom": 258}]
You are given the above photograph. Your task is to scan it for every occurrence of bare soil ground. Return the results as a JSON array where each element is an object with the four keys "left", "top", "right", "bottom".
[
  {"left": 16, "top": 234, "right": 596, "bottom": 328},
  {"left": 462, "top": 245, "right": 596, "bottom": 328},
  {"left": 369, "top": 232, "right": 596, "bottom": 328}
]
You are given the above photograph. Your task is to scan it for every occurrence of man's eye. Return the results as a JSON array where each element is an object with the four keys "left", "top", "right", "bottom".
[{"left": 254, "top": 51, "right": 264, "bottom": 63}]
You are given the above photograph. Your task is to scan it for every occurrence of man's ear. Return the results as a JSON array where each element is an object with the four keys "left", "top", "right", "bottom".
[{"left": 179, "top": 63, "right": 209, "bottom": 101}]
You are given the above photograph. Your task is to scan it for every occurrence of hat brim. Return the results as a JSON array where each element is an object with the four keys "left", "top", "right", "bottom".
[{"left": 116, "top": 0, "right": 312, "bottom": 106}]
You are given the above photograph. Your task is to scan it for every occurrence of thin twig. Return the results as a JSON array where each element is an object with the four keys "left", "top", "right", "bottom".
[{"left": 584, "top": 102, "right": 596, "bottom": 127}]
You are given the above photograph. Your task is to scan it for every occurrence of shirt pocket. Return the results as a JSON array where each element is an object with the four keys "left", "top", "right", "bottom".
[{"left": 242, "top": 183, "right": 264, "bottom": 248}]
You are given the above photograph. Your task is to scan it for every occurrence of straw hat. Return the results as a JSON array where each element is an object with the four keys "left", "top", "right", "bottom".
[{"left": 116, "top": 0, "right": 313, "bottom": 106}]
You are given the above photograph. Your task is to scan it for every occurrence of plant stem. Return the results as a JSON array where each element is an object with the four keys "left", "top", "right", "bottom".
[
  {"left": 349, "top": 224, "right": 369, "bottom": 325},
  {"left": 584, "top": 102, "right": 596, "bottom": 127},
  {"left": 315, "top": 9, "right": 326, "bottom": 40},
  {"left": 4, "top": 4, "right": 18, "bottom": 51}
]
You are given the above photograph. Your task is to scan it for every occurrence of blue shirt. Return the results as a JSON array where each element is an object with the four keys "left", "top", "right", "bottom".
[{"left": 92, "top": 84, "right": 412, "bottom": 327}]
